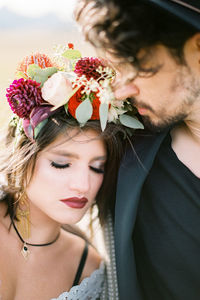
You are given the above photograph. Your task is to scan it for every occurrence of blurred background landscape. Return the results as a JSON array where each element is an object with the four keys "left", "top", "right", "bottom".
[{"left": 0, "top": 0, "right": 95, "bottom": 126}]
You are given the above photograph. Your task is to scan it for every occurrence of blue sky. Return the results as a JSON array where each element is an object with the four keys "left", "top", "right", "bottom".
[{"left": 0, "top": 0, "right": 76, "bottom": 26}]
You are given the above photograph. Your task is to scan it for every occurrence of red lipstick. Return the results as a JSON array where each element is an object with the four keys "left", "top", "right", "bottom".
[{"left": 60, "top": 197, "right": 88, "bottom": 209}]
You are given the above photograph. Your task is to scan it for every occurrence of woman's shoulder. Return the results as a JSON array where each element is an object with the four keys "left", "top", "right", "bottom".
[
  {"left": 54, "top": 229, "right": 105, "bottom": 300},
  {"left": 61, "top": 225, "right": 102, "bottom": 279},
  {"left": 63, "top": 229, "right": 102, "bottom": 276},
  {"left": 81, "top": 241, "right": 102, "bottom": 279},
  {"left": 51, "top": 261, "right": 105, "bottom": 300}
]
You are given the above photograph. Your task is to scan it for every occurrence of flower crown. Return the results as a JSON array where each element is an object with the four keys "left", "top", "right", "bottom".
[{"left": 6, "top": 43, "right": 143, "bottom": 141}]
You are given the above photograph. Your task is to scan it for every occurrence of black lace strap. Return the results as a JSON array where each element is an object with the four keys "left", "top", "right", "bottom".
[{"left": 72, "top": 241, "right": 89, "bottom": 286}]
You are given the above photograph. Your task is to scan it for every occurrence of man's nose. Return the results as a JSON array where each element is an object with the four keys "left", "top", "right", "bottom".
[{"left": 114, "top": 82, "right": 140, "bottom": 100}]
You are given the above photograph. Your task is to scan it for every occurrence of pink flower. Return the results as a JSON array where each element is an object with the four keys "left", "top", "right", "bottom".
[
  {"left": 41, "top": 72, "right": 74, "bottom": 108},
  {"left": 6, "top": 78, "right": 43, "bottom": 119}
]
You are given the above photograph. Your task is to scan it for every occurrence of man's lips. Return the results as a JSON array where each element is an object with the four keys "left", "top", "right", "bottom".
[
  {"left": 137, "top": 107, "right": 149, "bottom": 115},
  {"left": 60, "top": 197, "right": 88, "bottom": 209}
]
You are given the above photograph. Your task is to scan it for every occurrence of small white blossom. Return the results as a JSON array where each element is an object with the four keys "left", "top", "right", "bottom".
[
  {"left": 53, "top": 44, "right": 69, "bottom": 71},
  {"left": 97, "top": 79, "right": 115, "bottom": 104},
  {"left": 108, "top": 105, "right": 127, "bottom": 122},
  {"left": 96, "top": 66, "right": 114, "bottom": 80}
]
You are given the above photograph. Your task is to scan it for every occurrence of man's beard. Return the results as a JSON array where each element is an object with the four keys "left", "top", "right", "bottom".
[
  {"left": 141, "top": 112, "right": 188, "bottom": 132},
  {"left": 128, "top": 97, "right": 186, "bottom": 132}
]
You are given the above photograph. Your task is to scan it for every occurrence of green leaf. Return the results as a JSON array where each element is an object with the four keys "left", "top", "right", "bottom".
[
  {"left": 64, "top": 103, "right": 68, "bottom": 115},
  {"left": 75, "top": 98, "right": 93, "bottom": 125},
  {"left": 99, "top": 103, "right": 108, "bottom": 131},
  {"left": 34, "top": 119, "right": 48, "bottom": 139},
  {"left": 27, "top": 64, "right": 58, "bottom": 86},
  {"left": 119, "top": 114, "right": 144, "bottom": 129},
  {"left": 62, "top": 49, "right": 82, "bottom": 60}
]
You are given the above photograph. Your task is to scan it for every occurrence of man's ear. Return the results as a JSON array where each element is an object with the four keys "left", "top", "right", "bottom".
[
  {"left": 186, "top": 33, "right": 200, "bottom": 50},
  {"left": 195, "top": 33, "right": 200, "bottom": 51},
  {"left": 194, "top": 33, "right": 200, "bottom": 67},
  {"left": 184, "top": 33, "right": 200, "bottom": 72}
]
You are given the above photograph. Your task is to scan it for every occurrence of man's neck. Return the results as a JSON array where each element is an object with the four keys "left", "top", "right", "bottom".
[
  {"left": 185, "top": 120, "right": 200, "bottom": 145},
  {"left": 170, "top": 121, "right": 200, "bottom": 178}
]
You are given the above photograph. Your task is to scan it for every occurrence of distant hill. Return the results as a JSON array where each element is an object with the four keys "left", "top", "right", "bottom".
[{"left": 0, "top": 7, "right": 75, "bottom": 29}]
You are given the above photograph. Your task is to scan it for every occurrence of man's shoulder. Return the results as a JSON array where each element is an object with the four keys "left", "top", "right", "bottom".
[
  {"left": 122, "top": 129, "right": 168, "bottom": 165},
  {"left": 130, "top": 129, "right": 165, "bottom": 148}
]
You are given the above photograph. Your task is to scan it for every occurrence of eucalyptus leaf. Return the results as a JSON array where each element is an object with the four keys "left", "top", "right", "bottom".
[
  {"left": 62, "top": 49, "right": 82, "bottom": 60},
  {"left": 27, "top": 64, "right": 39, "bottom": 78},
  {"left": 34, "top": 119, "right": 48, "bottom": 139},
  {"left": 75, "top": 98, "right": 93, "bottom": 125},
  {"left": 27, "top": 64, "right": 58, "bottom": 86},
  {"left": 119, "top": 114, "right": 144, "bottom": 129},
  {"left": 64, "top": 103, "right": 69, "bottom": 115},
  {"left": 99, "top": 103, "right": 108, "bottom": 131}
]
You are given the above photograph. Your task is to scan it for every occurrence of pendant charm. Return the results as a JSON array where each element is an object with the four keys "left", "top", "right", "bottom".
[{"left": 21, "top": 243, "right": 30, "bottom": 260}]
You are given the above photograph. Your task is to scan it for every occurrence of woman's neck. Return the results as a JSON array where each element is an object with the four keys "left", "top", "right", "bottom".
[{"left": 16, "top": 201, "right": 61, "bottom": 246}]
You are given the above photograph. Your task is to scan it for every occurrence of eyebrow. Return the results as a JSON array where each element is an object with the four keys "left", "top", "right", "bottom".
[{"left": 50, "top": 150, "right": 107, "bottom": 161}]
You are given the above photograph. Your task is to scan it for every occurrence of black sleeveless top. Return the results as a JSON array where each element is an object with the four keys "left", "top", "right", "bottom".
[{"left": 133, "top": 134, "right": 200, "bottom": 300}]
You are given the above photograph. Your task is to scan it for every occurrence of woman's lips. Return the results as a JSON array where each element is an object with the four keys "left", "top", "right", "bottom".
[{"left": 60, "top": 197, "right": 88, "bottom": 209}]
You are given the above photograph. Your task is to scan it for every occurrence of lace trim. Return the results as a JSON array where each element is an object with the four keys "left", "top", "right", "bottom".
[
  {"left": 51, "top": 261, "right": 105, "bottom": 300},
  {"left": 103, "top": 212, "right": 119, "bottom": 299}
]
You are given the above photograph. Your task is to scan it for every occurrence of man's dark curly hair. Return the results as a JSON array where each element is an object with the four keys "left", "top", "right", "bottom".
[{"left": 75, "top": 0, "right": 198, "bottom": 70}]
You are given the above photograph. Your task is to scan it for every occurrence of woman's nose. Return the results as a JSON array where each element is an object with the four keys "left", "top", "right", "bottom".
[
  {"left": 114, "top": 82, "right": 140, "bottom": 100},
  {"left": 69, "top": 170, "right": 90, "bottom": 194}
]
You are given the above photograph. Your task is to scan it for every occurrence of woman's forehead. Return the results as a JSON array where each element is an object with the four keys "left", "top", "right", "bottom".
[{"left": 43, "top": 128, "right": 105, "bottom": 152}]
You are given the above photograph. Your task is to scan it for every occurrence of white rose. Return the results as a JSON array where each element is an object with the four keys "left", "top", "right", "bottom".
[{"left": 41, "top": 72, "right": 74, "bottom": 108}]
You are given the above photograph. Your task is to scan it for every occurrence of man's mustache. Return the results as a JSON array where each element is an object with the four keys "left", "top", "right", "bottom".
[{"left": 127, "top": 97, "right": 154, "bottom": 113}]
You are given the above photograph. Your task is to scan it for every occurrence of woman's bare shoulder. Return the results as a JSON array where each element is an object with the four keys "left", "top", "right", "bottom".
[
  {"left": 82, "top": 243, "right": 102, "bottom": 279},
  {"left": 61, "top": 228, "right": 102, "bottom": 281}
]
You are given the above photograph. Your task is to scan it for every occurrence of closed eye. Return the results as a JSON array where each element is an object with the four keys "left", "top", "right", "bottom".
[
  {"left": 51, "top": 162, "right": 70, "bottom": 169},
  {"left": 90, "top": 166, "right": 104, "bottom": 174}
]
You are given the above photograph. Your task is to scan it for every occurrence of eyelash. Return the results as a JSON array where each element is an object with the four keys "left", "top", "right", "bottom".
[
  {"left": 89, "top": 166, "right": 104, "bottom": 174},
  {"left": 50, "top": 162, "right": 104, "bottom": 174},
  {"left": 51, "top": 162, "right": 70, "bottom": 169}
]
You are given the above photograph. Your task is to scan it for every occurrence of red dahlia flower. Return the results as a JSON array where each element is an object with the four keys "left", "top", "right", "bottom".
[
  {"left": 74, "top": 57, "right": 105, "bottom": 80},
  {"left": 6, "top": 78, "right": 43, "bottom": 119}
]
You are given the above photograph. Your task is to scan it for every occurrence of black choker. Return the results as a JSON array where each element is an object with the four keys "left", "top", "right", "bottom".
[{"left": 11, "top": 219, "right": 60, "bottom": 260}]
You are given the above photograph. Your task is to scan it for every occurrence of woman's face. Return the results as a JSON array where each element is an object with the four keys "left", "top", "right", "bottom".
[{"left": 26, "top": 129, "right": 106, "bottom": 224}]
